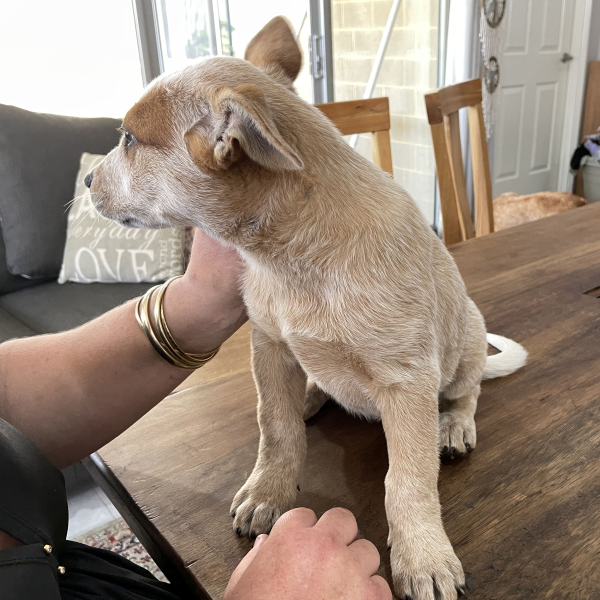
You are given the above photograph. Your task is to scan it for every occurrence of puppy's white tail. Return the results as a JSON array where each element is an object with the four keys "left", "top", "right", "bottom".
[{"left": 483, "top": 333, "right": 528, "bottom": 380}]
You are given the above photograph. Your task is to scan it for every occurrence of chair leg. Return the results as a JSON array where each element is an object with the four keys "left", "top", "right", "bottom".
[
  {"left": 468, "top": 104, "right": 494, "bottom": 237},
  {"left": 372, "top": 130, "right": 394, "bottom": 177},
  {"left": 429, "top": 121, "right": 463, "bottom": 245},
  {"left": 444, "top": 112, "right": 475, "bottom": 240}
]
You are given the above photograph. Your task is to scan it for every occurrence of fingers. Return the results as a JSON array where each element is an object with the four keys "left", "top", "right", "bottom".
[
  {"left": 223, "top": 534, "right": 268, "bottom": 596},
  {"left": 347, "top": 538, "right": 381, "bottom": 575},
  {"left": 253, "top": 533, "right": 268, "bottom": 549},
  {"left": 270, "top": 507, "right": 318, "bottom": 535},
  {"left": 370, "top": 575, "right": 393, "bottom": 600},
  {"left": 314, "top": 507, "right": 358, "bottom": 546}
]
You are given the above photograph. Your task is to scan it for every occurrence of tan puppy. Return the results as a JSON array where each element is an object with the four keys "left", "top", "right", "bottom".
[{"left": 89, "top": 17, "right": 527, "bottom": 600}]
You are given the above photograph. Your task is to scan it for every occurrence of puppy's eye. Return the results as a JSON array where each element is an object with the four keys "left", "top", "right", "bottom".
[{"left": 118, "top": 126, "right": 137, "bottom": 153}]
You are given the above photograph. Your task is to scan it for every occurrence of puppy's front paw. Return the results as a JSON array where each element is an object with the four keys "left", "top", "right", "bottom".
[
  {"left": 438, "top": 411, "right": 476, "bottom": 460},
  {"left": 389, "top": 526, "right": 464, "bottom": 600},
  {"left": 230, "top": 473, "right": 296, "bottom": 539}
]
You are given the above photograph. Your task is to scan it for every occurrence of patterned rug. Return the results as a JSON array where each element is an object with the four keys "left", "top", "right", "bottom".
[{"left": 74, "top": 518, "right": 168, "bottom": 582}]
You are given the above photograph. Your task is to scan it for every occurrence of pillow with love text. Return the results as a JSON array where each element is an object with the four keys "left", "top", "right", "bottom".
[{"left": 58, "top": 153, "right": 185, "bottom": 284}]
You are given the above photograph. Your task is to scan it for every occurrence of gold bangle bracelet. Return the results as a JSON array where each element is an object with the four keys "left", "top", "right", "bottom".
[
  {"left": 136, "top": 285, "right": 184, "bottom": 367},
  {"left": 135, "top": 285, "right": 174, "bottom": 365},
  {"left": 135, "top": 277, "right": 220, "bottom": 370},
  {"left": 154, "top": 276, "right": 219, "bottom": 366}
]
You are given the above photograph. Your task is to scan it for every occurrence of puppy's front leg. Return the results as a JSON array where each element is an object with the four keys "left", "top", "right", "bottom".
[
  {"left": 376, "top": 377, "right": 465, "bottom": 600},
  {"left": 231, "top": 327, "right": 307, "bottom": 538}
]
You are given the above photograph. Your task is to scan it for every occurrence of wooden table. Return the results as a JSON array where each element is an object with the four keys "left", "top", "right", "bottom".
[{"left": 86, "top": 203, "right": 600, "bottom": 599}]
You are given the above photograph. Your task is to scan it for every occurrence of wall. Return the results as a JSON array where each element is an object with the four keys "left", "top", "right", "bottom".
[
  {"left": 587, "top": 0, "right": 600, "bottom": 62},
  {"left": 331, "top": 0, "right": 438, "bottom": 222}
]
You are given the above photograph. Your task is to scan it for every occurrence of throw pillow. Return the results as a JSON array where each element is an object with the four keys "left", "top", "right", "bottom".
[{"left": 58, "top": 153, "right": 185, "bottom": 284}]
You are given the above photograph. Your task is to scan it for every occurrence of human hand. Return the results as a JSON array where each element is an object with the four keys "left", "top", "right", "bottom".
[
  {"left": 223, "top": 507, "right": 392, "bottom": 600},
  {"left": 162, "top": 230, "right": 247, "bottom": 354}
]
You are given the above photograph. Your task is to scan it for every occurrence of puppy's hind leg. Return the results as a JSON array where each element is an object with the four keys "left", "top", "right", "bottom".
[
  {"left": 231, "top": 328, "right": 307, "bottom": 539},
  {"left": 303, "top": 380, "right": 329, "bottom": 421},
  {"left": 438, "top": 388, "right": 479, "bottom": 459},
  {"left": 439, "top": 301, "right": 487, "bottom": 459}
]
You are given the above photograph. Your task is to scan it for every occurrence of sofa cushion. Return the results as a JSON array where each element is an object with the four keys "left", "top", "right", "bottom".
[
  {"left": 0, "top": 282, "right": 152, "bottom": 334},
  {"left": 0, "top": 104, "right": 121, "bottom": 279},
  {"left": 0, "top": 306, "right": 36, "bottom": 343},
  {"left": 0, "top": 226, "right": 44, "bottom": 295}
]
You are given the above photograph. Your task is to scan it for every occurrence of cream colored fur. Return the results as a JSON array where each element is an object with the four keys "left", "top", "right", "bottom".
[{"left": 89, "top": 17, "right": 527, "bottom": 600}]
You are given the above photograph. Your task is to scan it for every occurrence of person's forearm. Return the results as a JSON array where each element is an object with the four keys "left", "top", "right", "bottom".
[
  {"left": 0, "top": 299, "right": 184, "bottom": 469},
  {"left": 0, "top": 276, "right": 246, "bottom": 469}
]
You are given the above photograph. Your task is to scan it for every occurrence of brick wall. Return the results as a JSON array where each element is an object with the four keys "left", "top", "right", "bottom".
[{"left": 332, "top": 0, "right": 438, "bottom": 222}]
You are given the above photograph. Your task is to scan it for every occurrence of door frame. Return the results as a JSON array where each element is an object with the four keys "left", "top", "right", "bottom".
[
  {"left": 308, "top": 0, "right": 334, "bottom": 103},
  {"left": 132, "top": 0, "right": 163, "bottom": 86},
  {"left": 557, "top": 0, "right": 593, "bottom": 192}
]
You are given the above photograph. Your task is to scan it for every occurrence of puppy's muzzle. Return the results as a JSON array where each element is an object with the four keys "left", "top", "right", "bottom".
[{"left": 84, "top": 171, "right": 94, "bottom": 188}]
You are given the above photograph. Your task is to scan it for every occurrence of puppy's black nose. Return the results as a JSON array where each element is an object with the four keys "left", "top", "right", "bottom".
[{"left": 84, "top": 172, "right": 93, "bottom": 188}]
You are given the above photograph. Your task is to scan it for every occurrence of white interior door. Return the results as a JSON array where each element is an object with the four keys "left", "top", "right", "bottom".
[{"left": 492, "top": 0, "right": 576, "bottom": 197}]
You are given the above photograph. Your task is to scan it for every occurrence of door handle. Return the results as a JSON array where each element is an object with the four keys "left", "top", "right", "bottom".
[{"left": 561, "top": 53, "right": 574, "bottom": 63}]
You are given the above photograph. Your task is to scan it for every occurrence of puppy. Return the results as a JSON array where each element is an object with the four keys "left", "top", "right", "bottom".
[{"left": 89, "top": 17, "right": 527, "bottom": 600}]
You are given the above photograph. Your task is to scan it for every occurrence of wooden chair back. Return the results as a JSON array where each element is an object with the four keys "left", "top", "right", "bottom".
[
  {"left": 424, "top": 79, "right": 494, "bottom": 245},
  {"left": 316, "top": 97, "right": 394, "bottom": 177}
]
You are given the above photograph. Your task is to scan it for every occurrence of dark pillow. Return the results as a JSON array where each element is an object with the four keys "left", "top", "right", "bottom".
[{"left": 0, "top": 104, "right": 121, "bottom": 279}]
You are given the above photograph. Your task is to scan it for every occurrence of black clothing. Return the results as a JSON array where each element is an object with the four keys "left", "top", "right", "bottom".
[{"left": 0, "top": 418, "right": 181, "bottom": 600}]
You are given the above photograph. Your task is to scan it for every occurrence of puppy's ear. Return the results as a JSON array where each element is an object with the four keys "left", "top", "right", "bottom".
[
  {"left": 185, "top": 84, "right": 303, "bottom": 172},
  {"left": 245, "top": 16, "right": 302, "bottom": 82}
]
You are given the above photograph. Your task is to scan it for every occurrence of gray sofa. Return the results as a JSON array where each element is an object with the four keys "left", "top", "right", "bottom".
[{"left": 0, "top": 103, "right": 151, "bottom": 343}]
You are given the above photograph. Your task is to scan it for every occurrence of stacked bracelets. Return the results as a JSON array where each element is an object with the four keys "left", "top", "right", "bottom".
[{"left": 135, "top": 275, "right": 220, "bottom": 370}]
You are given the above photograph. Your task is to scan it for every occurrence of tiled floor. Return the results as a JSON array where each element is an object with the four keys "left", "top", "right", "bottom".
[
  {"left": 64, "top": 462, "right": 122, "bottom": 539},
  {"left": 62, "top": 462, "right": 166, "bottom": 581}
]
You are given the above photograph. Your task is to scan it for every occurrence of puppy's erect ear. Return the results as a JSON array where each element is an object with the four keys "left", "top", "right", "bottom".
[
  {"left": 185, "top": 84, "right": 303, "bottom": 172},
  {"left": 244, "top": 16, "right": 302, "bottom": 82}
]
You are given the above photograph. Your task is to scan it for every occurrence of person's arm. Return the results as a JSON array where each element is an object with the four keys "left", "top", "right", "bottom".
[{"left": 0, "top": 232, "right": 246, "bottom": 469}]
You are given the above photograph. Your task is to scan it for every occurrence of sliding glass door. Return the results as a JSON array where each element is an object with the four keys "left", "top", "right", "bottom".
[{"left": 133, "top": 0, "right": 333, "bottom": 104}]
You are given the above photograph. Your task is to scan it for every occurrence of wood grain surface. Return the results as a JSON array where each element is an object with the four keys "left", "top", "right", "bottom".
[
  {"left": 372, "top": 129, "right": 394, "bottom": 176},
  {"left": 89, "top": 203, "right": 600, "bottom": 599},
  {"left": 427, "top": 115, "right": 463, "bottom": 246},
  {"left": 445, "top": 110, "right": 476, "bottom": 240},
  {"left": 467, "top": 103, "right": 494, "bottom": 238},
  {"left": 437, "top": 79, "right": 482, "bottom": 117},
  {"left": 315, "top": 97, "right": 391, "bottom": 136}
]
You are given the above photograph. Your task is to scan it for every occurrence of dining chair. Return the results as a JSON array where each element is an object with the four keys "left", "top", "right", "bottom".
[
  {"left": 316, "top": 97, "right": 394, "bottom": 178},
  {"left": 425, "top": 78, "right": 587, "bottom": 246},
  {"left": 424, "top": 79, "right": 492, "bottom": 246}
]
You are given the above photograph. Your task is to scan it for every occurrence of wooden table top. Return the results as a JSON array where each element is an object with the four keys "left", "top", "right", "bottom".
[{"left": 88, "top": 203, "right": 600, "bottom": 600}]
